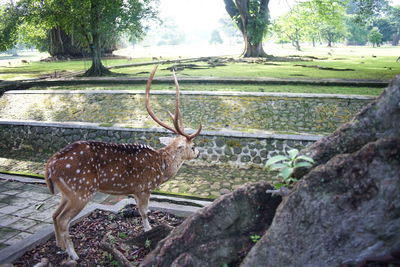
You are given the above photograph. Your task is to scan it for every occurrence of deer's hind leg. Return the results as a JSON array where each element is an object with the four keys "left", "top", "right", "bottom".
[
  {"left": 133, "top": 192, "right": 151, "bottom": 231},
  {"left": 52, "top": 196, "right": 68, "bottom": 249},
  {"left": 55, "top": 197, "right": 88, "bottom": 260}
]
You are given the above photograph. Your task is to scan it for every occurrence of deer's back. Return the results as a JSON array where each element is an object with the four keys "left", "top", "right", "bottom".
[{"left": 46, "top": 141, "right": 163, "bottom": 197}]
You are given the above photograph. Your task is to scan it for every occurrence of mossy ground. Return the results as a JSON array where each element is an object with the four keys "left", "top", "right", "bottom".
[{"left": 29, "top": 83, "right": 383, "bottom": 96}]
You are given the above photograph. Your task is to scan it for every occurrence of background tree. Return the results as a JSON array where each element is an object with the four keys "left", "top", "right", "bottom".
[
  {"left": 218, "top": 17, "right": 242, "bottom": 45},
  {"left": 12, "top": 0, "right": 158, "bottom": 76},
  {"left": 311, "top": 0, "right": 347, "bottom": 47},
  {"left": 387, "top": 6, "right": 400, "bottom": 45},
  {"left": 0, "top": 2, "right": 20, "bottom": 52},
  {"left": 223, "top": 0, "right": 270, "bottom": 57},
  {"left": 345, "top": 15, "right": 368, "bottom": 45},
  {"left": 348, "top": 0, "right": 389, "bottom": 23},
  {"left": 368, "top": 27, "right": 383, "bottom": 47},
  {"left": 273, "top": 4, "right": 309, "bottom": 51},
  {"left": 156, "top": 17, "right": 185, "bottom": 46},
  {"left": 372, "top": 18, "right": 395, "bottom": 43},
  {"left": 210, "top": 30, "right": 223, "bottom": 44}
]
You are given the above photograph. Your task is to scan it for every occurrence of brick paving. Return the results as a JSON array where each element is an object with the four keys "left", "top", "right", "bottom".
[{"left": 0, "top": 177, "right": 109, "bottom": 253}]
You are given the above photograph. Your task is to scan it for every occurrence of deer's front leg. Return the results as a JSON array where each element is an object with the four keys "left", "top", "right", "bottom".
[{"left": 134, "top": 192, "right": 151, "bottom": 231}]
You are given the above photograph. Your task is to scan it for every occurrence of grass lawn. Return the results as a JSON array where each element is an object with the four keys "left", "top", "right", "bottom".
[
  {"left": 0, "top": 45, "right": 398, "bottom": 81},
  {"left": 32, "top": 83, "right": 383, "bottom": 96}
]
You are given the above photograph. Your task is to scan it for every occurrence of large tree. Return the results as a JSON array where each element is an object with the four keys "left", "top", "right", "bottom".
[
  {"left": 58, "top": 0, "right": 157, "bottom": 76},
  {"left": 0, "top": 2, "right": 20, "bottom": 52},
  {"left": 310, "top": 0, "right": 347, "bottom": 47},
  {"left": 347, "top": 0, "right": 389, "bottom": 23},
  {"left": 14, "top": 0, "right": 157, "bottom": 76},
  {"left": 273, "top": 3, "right": 312, "bottom": 51},
  {"left": 223, "top": 0, "right": 270, "bottom": 57}
]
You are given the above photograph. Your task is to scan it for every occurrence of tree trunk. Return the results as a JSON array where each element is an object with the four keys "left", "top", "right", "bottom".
[
  {"left": 392, "top": 33, "right": 399, "bottom": 46},
  {"left": 48, "top": 27, "right": 84, "bottom": 58},
  {"left": 83, "top": 34, "right": 111, "bottom": 76},
  {"left": 243, "top": 41, "right": 267, "bottom": 57},
  {"left": 294, "top": 29, "right": 301, "bottom": 51},
  {"left": 242, "top": 34, "right": 267, "bottom": 57},
  {"left": 295, "top": 40, "right": 301, "bottom": 51},
  {"left": 224, "top": 0, "right": 270, "bottom": 58}
]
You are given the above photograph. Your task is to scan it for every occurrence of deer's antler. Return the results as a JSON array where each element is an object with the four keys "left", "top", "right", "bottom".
[{"left": 145, "top": 66, "right": 202, "bottom": 140}]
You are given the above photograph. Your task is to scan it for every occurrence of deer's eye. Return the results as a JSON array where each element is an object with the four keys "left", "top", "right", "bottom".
[{"left": 191, "top": 147, "right": 195, "bottom": 151}]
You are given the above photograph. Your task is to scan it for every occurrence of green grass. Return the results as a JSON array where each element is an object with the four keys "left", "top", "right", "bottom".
[
  {"left": 0, "top": 57, "right": 154, "bottom": 80},
  {"left": 0, "top": 46, "right": 398, "bottom": 81},
  {"left": 30, "top": 83, "right": 383, "bottom": 96},
  {"left": 114, "top": 56, "right": 399, "bottom": 81}
]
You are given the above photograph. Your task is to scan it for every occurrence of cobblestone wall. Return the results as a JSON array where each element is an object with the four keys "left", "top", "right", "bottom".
[
  {"left": 0, "top": 122, "right": 320, "bottom": 166},
  {"left": 0, "top": 91, "right": 373, "bottom": 134}
]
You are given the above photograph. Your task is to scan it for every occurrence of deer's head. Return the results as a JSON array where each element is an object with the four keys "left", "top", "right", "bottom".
[{"left": 145, "top": 66, "right": 202, "bottom": 161}]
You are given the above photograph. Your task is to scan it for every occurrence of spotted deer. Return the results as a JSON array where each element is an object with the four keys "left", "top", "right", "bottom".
[{"left": 45, "top": 65, "right": 202, "bottom": 260}]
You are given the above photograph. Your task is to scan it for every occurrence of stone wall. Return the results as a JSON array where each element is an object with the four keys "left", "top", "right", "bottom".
[
  {"left": 0, "top": 91, "right": 373, "bottom": 135},
  {"left": 0, "top": 121, "right": 320, "bottom": 166}
]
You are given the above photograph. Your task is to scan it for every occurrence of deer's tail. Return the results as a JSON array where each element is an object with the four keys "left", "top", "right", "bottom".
[{"left": 44, "top": 162, "right": 55, "bottom": 195}]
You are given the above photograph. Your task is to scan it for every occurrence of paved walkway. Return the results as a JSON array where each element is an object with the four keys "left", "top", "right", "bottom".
[
  {"left": 0, "top": 173, "right": 212, "bottom": 264},
  {"left": 0, "top": 176, "right": 111, "bottom": 253}
]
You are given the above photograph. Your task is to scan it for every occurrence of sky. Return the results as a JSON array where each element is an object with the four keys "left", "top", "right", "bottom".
[
  {"left": 158, "top": 0, "right": 400, "bottom": 44},
  {"left": 157, "top": 0, "right": 297, "bottom": 44}
]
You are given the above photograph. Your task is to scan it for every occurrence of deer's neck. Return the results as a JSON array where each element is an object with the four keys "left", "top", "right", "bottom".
[{"left": 158, "top": 147, "right": 184, "bottom": 182}]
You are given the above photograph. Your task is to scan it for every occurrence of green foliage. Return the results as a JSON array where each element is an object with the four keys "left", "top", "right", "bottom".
[
  {"left": 372, "top": 18, "right": 395, "bottom": 43},
  {"left": 224, "top": 0, "right": 270, "bottom": 55},
  {"left": 103, "top": 252, "right": 121, "bottom": 267},
  {"left": 0, "top": 3, "right": 20, "bottom": 51},
  {"left": 368, "top": 27, "right": 383, "bottom": 47},
  {"left": 348, "top": 0, "right": 390, "bottom": 23},
  {"left": 273, "top": 0, "right": 347, "bottom": 47},
  {"left": 310, "top": 0, "right": 348, "bottom": 46},
  {"left": 118, "top": 232, "right": 128, "bottom": 239},
  {"left": 265, "top": 149, "right": 314, "bottom": 187},
  {"left": 345, "top": 15, "right": 368, "bottom": 45},
  {"left": 250, "top": 234, "right": 261, "bottom": 243},
  {"left": 272, "top": 3, "right": 311, "bottom": 50},
  {"left": 246, "top": 0, "right": 270, "bottom": 45},
  {"left": 144, "top": 239, "right": 151, "bottom": 249}
]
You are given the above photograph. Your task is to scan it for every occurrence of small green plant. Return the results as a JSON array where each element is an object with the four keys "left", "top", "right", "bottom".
[
  {"left": 265, "top": 149, "right": 314, "bottom": 188},
  {"left": 103, "top": 252, "right": 121, "bottom": 267},
  {"left": 118, "top": 232, "right": 128, "bottom": 239},
  {"left": 250, "top": 234, "right": 261, "bottom": 243},
  {"left": 144, "top": 239, "right": 152, "bottom": 249}
]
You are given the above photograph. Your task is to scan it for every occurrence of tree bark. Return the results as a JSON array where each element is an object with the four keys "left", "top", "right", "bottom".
[
  {"left": 224, "top": 0, "right": 270, "bottom": 57},
  {"left": 243, "top": 35, "right": 267, "bottom": 57},
  {"left": 84, "top": 33, "right": 111, "bottom": 76},
  {"left": 83, "top": 0, "right": 111, "bottom": 77},
  {"left": 293, "top": 75, "right": 400, "bottom": 179},
  {"left": 48, "top": 27, "right": 84, "bottom": 58}
]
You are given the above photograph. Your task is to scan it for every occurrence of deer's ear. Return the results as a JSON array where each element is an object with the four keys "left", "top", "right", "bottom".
[{"left": 159, "top": 137, "right": 174, "bottom": 146}]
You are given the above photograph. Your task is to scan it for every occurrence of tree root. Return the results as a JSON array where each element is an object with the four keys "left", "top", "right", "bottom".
[
  {"left": 100, "top": 232, "right": 134, "bottom": 267},
  {"left": 294, "top": 64, "right": 355, "bottom": 71}
]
